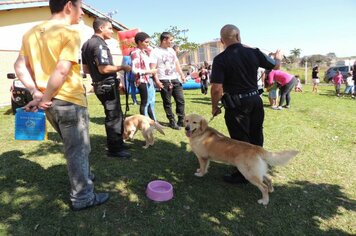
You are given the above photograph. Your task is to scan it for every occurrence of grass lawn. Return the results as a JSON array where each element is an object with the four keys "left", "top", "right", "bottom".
[{"left": 0, "top": 84, "right": 355, "bottom": 235}]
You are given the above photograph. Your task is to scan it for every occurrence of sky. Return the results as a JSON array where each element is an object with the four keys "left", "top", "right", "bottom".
[{"left": 83, "top": 0, "right": 356, "bottom": 58}]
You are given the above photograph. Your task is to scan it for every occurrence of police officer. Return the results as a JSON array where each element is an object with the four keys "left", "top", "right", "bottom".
[
  {"left": 82, "top": 17, "right": 131, "bottom": 159},
  {"left": 210, "top": 24, "right": 282, "bottom": 183}
]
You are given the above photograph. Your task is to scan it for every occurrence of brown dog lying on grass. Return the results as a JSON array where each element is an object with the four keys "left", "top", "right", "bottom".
[
  {"left": 184, "top": 113, "right": 298, "bottom": 206},
  {"left": 123, "top": 114, "right": 165, "bottom": 149}
]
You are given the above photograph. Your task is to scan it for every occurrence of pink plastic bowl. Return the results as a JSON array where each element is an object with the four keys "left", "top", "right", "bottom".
[{"left": 146, "top": 180, "right": 173, "bottom": 202}]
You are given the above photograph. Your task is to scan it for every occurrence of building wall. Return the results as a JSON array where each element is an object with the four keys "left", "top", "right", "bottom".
[
  {"left": 180, "top": 41, "right": 224, "bottom": 67},
  {"left": 0, "top": 7, "right": 124, "bottom": 107}
]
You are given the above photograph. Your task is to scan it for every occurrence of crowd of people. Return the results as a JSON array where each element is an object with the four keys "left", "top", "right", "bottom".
[{"left": 12, "top": 0, "right": 354, "bottom": 211}]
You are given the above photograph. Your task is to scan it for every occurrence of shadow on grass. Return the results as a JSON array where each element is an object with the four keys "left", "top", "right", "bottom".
[
  {"left": 187, "top": 95, "right": 211, "bottom": 105},
  {"left": 318, "top": 89, "right": 338, "bottom": 97},
  {"left": 1, "top": 137, "right": 355, "bottom": 235}
]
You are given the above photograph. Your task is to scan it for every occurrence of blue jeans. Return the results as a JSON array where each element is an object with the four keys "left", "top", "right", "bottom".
[
  {"left": 45, "top": 99, "right": 94, "bottom": 207},
  {"left": 344, "top": 85, "right": 354, "bottom": 94}
]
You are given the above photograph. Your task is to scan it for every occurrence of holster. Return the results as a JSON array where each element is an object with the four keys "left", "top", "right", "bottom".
[
  {"left": 93, "top": 79, "right": 116, "bottom": 95},
  {"left": 221, "top": 93, "right": 241, "bottom": 109}
]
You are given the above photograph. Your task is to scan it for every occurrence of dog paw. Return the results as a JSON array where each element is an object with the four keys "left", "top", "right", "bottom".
[
  {"left": 194, "top": 172, "right": 204, "bottom": 177},
  {"left": 258, "top": 199, "right": 269, "bottom": 206}
]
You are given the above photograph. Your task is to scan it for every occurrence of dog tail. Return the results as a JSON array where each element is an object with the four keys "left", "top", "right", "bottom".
[
  {"left": 262, "top": 150, "right": 298, "bottom": 166},
  {"left": 152, "top": 122, "right": 165, "bottom": 135}
]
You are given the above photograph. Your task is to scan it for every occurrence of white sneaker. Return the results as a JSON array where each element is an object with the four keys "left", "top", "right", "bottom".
[{"left": 276, "top": 106, "right": 283, "bottom": 110}]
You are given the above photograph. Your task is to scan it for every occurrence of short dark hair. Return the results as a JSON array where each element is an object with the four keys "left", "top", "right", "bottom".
[
  {"left": 160, "top": 32, "right": 172, "bottom": 43},
  {"left": 93, "top": 17, "right": 111, "bottom": 33},
  {"left": 134, "top": 32, "right": 150, "bottom": 44},
  {"left": 49, "top": 0, "right": 79, "bottom": 14}
]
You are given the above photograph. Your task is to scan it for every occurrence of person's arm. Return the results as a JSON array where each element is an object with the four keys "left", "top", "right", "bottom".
[
  {"left": 39, "top": 60, "right": 74, "bottom": 109},
  {"left": 14, "top": 55, "right": 43, "bottom": 111},
  {"left": 211, "top": 83, "right": 223, "bottom": 116},
  {"left": 273, "top": 49, "right": 283, "bottom": 70},
  {"left": 14, "top": 55, "right": 36, "bottom": 93},
  {"left": 175, "top": 61, "right": 186, "bottom": 83},
  {"left": 82, "top": 64, "right": 90, "bottom": 74},
  {"left": 268, "top": 70, "right": 275, "bottom": 85},
  {"left": 98, "top": 64, "right": 131, "bottom": 74},
  {"left": 150, "top": 62, "right": 163, "bottom": 89}
]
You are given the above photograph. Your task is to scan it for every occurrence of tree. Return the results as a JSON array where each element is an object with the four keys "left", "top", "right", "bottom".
[
  {"left": 326, "top": 52, "right": 336, "bottom": 58},
  {"left": 151, "top": 26, "right": 199, "bottom": 51},
  {"left": 290, "top": 48, "right": 301, "bottom": 58},
  {"left": 299, "top": 54, "right": 331, "bottom": 67},
  {"left": 288, "top": 48, "right": 302, "bottom": 64}
]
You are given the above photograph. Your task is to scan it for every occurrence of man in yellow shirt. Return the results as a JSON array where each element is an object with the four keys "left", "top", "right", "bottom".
[{"left": 14, "top": 0, "right": 109, "bottom": 211}]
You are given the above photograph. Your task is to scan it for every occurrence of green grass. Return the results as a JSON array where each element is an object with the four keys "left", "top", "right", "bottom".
[
  {"left": 0, "top": 85, "right": 355, "bottom": 235},
  {"left": 283, "top": 66, "right": 327, "bottom": 84}
]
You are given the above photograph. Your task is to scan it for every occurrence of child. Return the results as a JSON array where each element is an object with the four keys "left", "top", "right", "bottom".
[
  {"left": 294, "top": 75, "right": 303, "bottom": 92},
  {"left": 344, "top": 72, "right": 354, "bottom": 98},
  {"left": 312, "top": 65, "right": 320, "bottom": 93},
  {"left": 267, "top": 82, "right": 279, "bottom": 108},
  {"left": 332, "top": 70, "right": 343, "bottom": 97}
]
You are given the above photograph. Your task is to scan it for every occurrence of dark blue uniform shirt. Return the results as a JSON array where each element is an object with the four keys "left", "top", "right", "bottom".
[
  {"left": 211, "top": 43, "right": 275, "bottom": 94},
  {"left": 81, "top": 35, "right": 116, "bottom": 82}
]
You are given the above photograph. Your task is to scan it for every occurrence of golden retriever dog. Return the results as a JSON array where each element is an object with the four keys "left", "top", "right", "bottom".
[
  {"left": 123, "top": 114, "right": 165, "bottom": 149},
  {"left": 184, "top": 113, "right": 298, "bottom": 206}
]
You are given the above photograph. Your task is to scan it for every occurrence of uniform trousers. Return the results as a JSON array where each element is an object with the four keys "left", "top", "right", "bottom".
[{"left": 94, "top": 80, "right": 125, "bottom": 152}]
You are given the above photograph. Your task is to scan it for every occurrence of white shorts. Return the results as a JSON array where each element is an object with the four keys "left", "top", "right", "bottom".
[{"left": 312, "top": 78, "right": 320, "bottom": 84}]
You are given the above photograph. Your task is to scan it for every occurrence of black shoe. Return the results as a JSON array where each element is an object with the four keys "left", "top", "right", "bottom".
[
  {"left": 169, "top": 120, "right": 181, "bottom": 130},
  {"left": 223, "top": 171, "right": 249, "bottom": 184},
  {"left": 107, "top": 150, "right": 131, "bottom": 159},
  {"left": 71, "top": 193, "right": 109, "bottom": 211},
  {"left": 177, "top": 119, "right": 184, "bottom": 127},
  {"left": 120, "top": 143, "right": 130, "bottom": 149}
]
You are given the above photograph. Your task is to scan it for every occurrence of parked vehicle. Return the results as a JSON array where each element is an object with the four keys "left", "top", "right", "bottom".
[
  {"left": 8, "top": 73, "right": 32, "bottom": 114},
  {"left": 324, "top": 65, "right": 350, "bottom": 83}
]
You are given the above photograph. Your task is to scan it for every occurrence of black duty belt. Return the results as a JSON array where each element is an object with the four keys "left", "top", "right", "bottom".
[
  {"left": 92, "top": 78, "right": 116, "bottom": 86},
  {"left": 236, "top": 90, "right": 259, "bottom": 99}
]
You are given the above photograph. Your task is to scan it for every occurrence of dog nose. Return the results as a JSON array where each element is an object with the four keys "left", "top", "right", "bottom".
[{"left": 185, "top": 124, "right": 190, "bottom": 131}]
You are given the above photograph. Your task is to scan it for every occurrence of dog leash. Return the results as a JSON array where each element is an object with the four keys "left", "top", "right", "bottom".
[{"left": 208, "top": 104, "right": 223, "bottom": 124}]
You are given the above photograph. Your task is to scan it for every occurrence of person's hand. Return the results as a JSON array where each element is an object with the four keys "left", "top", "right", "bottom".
[
  {"left": 212, "top": 106, "right": 222, "bottom": 117},
  {"left": 181, "top": 75, "right": 187, "bottom": 83},
  {"left": 23, "top": 100, "right": 41, "bottom": 112},
  {"left": 121, "top": 65, "right": 131, "bottom": 72},
  {"left": 156, "top": 81, "right": 164, "bottom": 90},
  {"left": 38, "top": 99, "right": 52, "bottom": 110},
  {"left": 23, "top": 90, "right": 43, "bottom": 112},
  {"left": 274, "top": 49, "right": 283, "bottom": 61}
]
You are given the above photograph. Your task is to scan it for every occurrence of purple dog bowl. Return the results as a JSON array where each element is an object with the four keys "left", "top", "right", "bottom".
[{"left": 146, "top": 180, "right": 173, "bottom": 202}]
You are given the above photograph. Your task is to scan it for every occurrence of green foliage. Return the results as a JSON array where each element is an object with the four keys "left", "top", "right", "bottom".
[
  {"left": 282, "top": 66, "right": 326, "bottom": 83},
  {"left": 300, "top": 55, "right": 332, "bottom": 67},
  {"left": 0, "top": 86, "right": 355, "bottom": 235}
]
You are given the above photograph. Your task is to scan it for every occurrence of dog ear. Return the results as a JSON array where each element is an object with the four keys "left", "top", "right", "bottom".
[{"left": 200, "top": 118, "right": 208, "bottom": 131}]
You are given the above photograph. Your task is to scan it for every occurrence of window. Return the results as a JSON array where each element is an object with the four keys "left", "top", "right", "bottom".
[
  {"left": 198, "top": 47, "right": 205, "bottom": 63},
  {"left": 209, "top": 42, "right": 219, "bottom": 60}
]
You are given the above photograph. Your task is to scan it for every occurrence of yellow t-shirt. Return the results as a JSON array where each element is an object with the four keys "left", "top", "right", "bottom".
[{"left": 20, "top": 20, "right": 87, "bottom": 107}]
